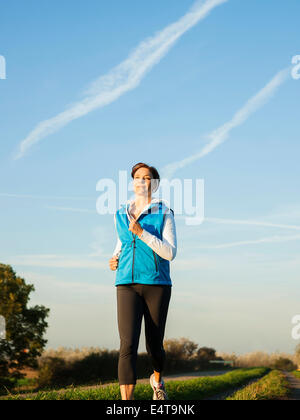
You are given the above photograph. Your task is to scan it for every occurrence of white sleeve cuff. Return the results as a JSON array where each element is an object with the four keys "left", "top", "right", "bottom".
[{"left": 139, "top": 229, "right": 155, "bottom": 245}]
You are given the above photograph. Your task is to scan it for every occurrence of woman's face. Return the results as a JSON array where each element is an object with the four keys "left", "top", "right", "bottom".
[{"left": 133, "top": 167, "right": 152, "bottom": 197}]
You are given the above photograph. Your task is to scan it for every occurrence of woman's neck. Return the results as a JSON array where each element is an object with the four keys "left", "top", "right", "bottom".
[{"left": 134, "top": 195, "right": 152, "bottom": 209}]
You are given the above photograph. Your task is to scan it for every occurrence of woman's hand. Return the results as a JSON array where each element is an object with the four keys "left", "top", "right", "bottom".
[
  {"left": 129, "top": 218, "right": 144, "bottom": 238},
  {"left": 109, "top": 256, "right": 119, "bottom": 271}
]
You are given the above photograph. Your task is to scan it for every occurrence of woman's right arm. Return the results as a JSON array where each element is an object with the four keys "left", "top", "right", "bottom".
[
  {"left": 109, "top": 215, "right": 122, "bottom": 271},
  {"left": 113, "top": 214, "right": 122, "bottom": 257},
  {"left": 113, "top": 238, "right": 122, "bottom": 258}
]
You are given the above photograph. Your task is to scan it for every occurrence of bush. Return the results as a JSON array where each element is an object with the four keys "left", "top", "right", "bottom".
[
  {"left": 164, "top": 337, "right": 198, "bottom": 360},
  {"left": 272, "top": 357, "right": 297, "bottom": 372},
  {"left": 36, "top": 339, "right": 225, "bottom": 389},
  {"left": 37, "top": 350, "right": 119, "bottom": 388},
  {"left": 217, "top": 350, "right": 297, "bottom": 369},
  {"left": 163, "top": 338, "right": 222, "bottom": 371}
]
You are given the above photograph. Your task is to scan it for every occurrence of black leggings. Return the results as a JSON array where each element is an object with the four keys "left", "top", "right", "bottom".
[{"left": 116, "top": 283, "right": 172, "bottom": 386}]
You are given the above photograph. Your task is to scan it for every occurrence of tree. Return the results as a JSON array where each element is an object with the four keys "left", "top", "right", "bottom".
[
  {"left": 196, "top": 347, "right": 217, "bottom": 362},
  {"left": 164, "top": 337, "right": 198, "bottom": 360},
  {"left": 0, "top": 264, "right": 49, "bottom": 377},
  {"left": 273, "top": 357, "right": 297, "bottom": 372}
]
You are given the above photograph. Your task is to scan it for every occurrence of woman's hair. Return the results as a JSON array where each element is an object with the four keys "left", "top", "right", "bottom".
[{"left": 131, "top": 162, "right": 160, "bottom": 193}]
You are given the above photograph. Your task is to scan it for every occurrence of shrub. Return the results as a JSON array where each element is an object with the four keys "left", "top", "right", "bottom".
[
  {"left": 37, "top": 350, "right": 119, "bottom": 388},
  {"left": 36, "top": 339, "right": 225, "bottom": 389},
  {"left": 272, "top": 357, "right": 297, "bottom": 372}
]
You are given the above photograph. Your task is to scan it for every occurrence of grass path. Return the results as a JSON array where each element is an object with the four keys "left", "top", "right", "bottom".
[
  {"left": 283, "top": 371, "right": 300, "bottom": 400},
  {"left": 226, "top": 370, "right": 290, "bottom": 400},
  {"left": 0, "top": 369, "right": 230, "bottom": 399},
  {"left": 204, "top": 377, "right": 262, "bottom": 400},
  {"left": 1, "top": 368, "right": 268, "bottom": 400}
]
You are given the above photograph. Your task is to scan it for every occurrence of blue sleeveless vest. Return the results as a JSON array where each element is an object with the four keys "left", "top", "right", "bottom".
[{"left": 115, "top": 201, "right": 173, "bottom": 286}]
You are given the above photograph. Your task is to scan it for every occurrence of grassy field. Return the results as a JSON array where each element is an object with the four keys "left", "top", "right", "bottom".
[
  {"left": 292, "top": 370, "right": 300, "bottom": 379},
  {"left": 1, "top": 368, "right": 269, "bottom": 400},
  {"left": 227, "top": 370, "right": 290, "bottom": 400}
]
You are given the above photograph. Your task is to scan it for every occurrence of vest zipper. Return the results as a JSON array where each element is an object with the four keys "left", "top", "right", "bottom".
[
  {"left": 153, "top": 250, "right": 158, "bottom": 272},
  {"left": 131, "top": 234, "right": 136, "bottom": 283},
  {"left": 128, "top": 202, "right": 161, "bottom": 281}
]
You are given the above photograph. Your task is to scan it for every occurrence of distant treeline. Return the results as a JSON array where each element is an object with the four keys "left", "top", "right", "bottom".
[
  {"left": 36, "top": 338, "right": 300, "bottom": 389},
  {"left": 37, "top": 337, "right": 225, "bottom": 388}
]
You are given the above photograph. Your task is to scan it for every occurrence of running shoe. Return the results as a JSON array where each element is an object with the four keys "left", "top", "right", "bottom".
[{"left": 150, "top": 373, "right": 169, "bottom": 400}]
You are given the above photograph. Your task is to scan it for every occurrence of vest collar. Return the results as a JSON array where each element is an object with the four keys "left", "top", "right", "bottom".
[{"left": 126, "top": 198, "right": 163, "bottom": 222}]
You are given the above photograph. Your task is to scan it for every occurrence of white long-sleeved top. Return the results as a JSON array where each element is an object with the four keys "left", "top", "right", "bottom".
[{"left": 113, "top": 199, "right": 177, "bottom": 261}]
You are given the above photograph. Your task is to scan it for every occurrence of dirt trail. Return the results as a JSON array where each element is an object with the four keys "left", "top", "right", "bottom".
[
  {"left": 283, "top": 372, "right": 300, "bottom": 400},
  {"left": 8, "top": 370, "right": 298, "bottom": 400},
  {"left": 58, "top": 369, "right": 230, "bottom": 391}
]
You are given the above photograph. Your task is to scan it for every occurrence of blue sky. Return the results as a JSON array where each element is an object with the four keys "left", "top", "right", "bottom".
[{"left": 0, "top": 0, "right": 299, "bottom": 355}]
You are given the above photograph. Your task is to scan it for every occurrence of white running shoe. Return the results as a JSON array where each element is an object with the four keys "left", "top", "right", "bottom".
[{"left": 150, "top": 373, "right": 169, "bottom": 400}]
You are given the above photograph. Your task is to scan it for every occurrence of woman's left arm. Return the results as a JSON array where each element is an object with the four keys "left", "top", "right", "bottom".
[{"left": 139, "top": 212, "right": 177, "bottom": 261}]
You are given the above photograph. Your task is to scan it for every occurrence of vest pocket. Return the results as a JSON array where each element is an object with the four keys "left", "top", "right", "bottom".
[{"left": 136, "top": 246, "right": 158, "bottom": 275}]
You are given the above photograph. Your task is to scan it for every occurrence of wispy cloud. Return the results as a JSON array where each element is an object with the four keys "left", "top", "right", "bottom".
[
  {"left": 0, "top": 193, "right": 94, "bottom": 201},
  {"left": 45, "top": 205, "right": 96, "bottom": 214},
  {"left": 3, "top": 225, "right": 115, "bottom": 269},
  {"left": 266, "top": 204, "right": 300, "bottom": 221},
  {"left": 14, "top": 0, "right": 228, "bottom": 160},
  {"left": 204, "top": 217, "right": 300, "bottom": 231},
  {"left": 198, "top": 233, "right": 300, "bottom": 249},
  {"left": 18, "top": 271, "right": 113, "bottom": 304},
  {"left": 3, "top": 254, "right": 108, "bottom": 269},
  {"left": 89, "top": 225, "right": 115, "bottom": 258},
  {"left": 175, "top": 216, "right": 300, "bottom": 249},
  {"left": 175, "top": 214, "right": 300, "bottom": 231},
  {"left": 161, "top": 67, "right": 291, "bottom": 179}
]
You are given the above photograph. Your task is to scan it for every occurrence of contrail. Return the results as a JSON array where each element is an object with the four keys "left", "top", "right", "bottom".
[
  {"left": 14, "top": 0, "right": 228, "bottom": 160},
  {"left": 45, "top": 205, "right": 96, "bottom": 213},
  {"left": 205, "top": 217, "right": 300, "bottom": 231},
  {"left": 0, "top": 193, "right": 94, "bottom": 201},
  {"left": 161, "top": 67, "right": 291, "bottom": 179},
  {"left": 198, "top": 233, "right": 300, "bottom": 249},
  {"left": 4, "top": 254, "right": 107, "bottom": 269}
]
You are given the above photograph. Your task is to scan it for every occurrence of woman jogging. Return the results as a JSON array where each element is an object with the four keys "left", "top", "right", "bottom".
[{"left": 109, "top": 162, "right": 177, "bottom": 401}]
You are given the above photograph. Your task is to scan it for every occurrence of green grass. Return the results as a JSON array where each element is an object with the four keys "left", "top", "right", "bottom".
[
  {"left": 0, "top": 368, "right": 268, "bottom": 400},
  {"left": 0, "top": 376, "right": 35, "bottom": 395},
  {"left": 292, "top": 370, "right": 300, "bottom": 379},
  {"left": 227, "top": 370, "right": 290, "bottom": 400}
]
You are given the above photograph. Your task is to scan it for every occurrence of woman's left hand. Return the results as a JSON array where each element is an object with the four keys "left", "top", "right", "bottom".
[{"left": 129, "top": 217, "right": 143, "bottom": 238}]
